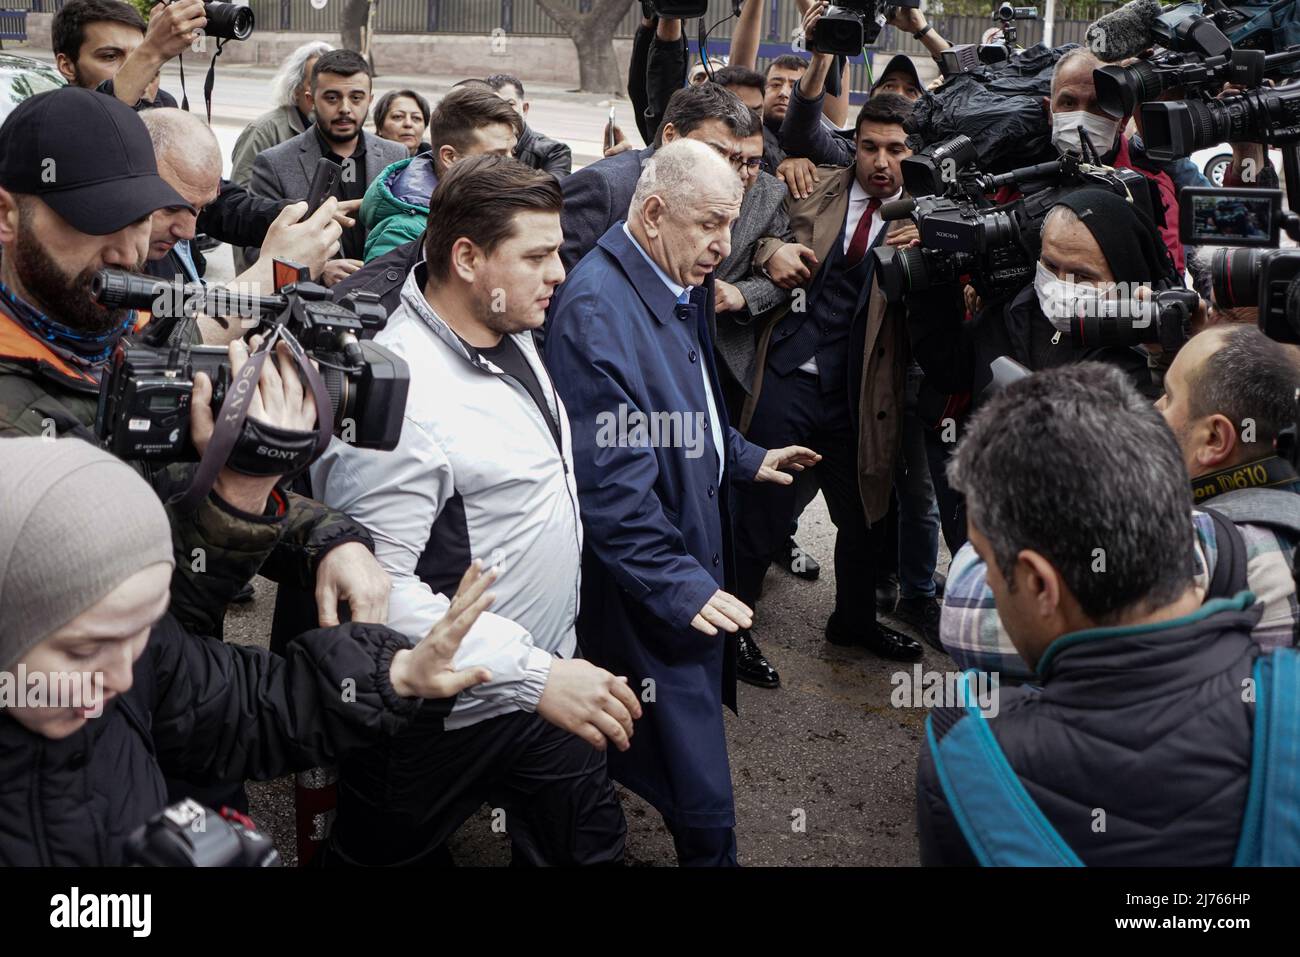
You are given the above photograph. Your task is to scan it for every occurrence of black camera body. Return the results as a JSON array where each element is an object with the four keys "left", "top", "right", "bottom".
[
  {"left": 126, "top": 799, "right": 281, "bottom": 866},
  {"left": 809, "top": 0, "right": 920, "bottom": 57},
  {"left": 94, "top": 268, "right": 410, "bottom": 463},
  {"left": 874, "top": 194, "right": 1036, "bottom": 303},
  {"left": 1178, "top": 186, "right": 1300, "bottom": 345},
  {"left": 877, "top": 146, "right": 1155, "bottom": 302},
  {"left": 646, "top": 0, "right": 709, "bottom": 16},
  {"left": 1210, "top": 246, "right": 1300, "bottom": 344},
  {"left": 200, "top": 1, "right": 253, "bottom": 41}
]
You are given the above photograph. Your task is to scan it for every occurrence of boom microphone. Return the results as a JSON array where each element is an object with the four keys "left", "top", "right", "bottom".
[{"left": 1085, "top": 0, "right": 1164, "bottom": 62}]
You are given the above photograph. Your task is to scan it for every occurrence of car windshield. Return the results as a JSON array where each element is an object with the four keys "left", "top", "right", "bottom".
[{"left": 0, "top": 55, "right": 65, "bottom": 123}]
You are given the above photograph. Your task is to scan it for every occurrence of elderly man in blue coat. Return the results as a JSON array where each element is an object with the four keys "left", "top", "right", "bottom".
[{"left": 545, "top": 139, "right": 819, "bottom": 866}]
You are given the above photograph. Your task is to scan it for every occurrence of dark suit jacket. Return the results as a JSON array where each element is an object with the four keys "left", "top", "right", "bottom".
[
  {"left": 714, "top": 171, "right": 792, "bottom": 394},
  {"left": 558, "top": 147, "right": 654, "bottom": 272},
  {"left": 247, "top": 127, "right": 407, "bottom": 263},
  {"left": 250, "top": 126, "right": 408, "bottom": 206},
  {"left": 544, "top": 224, "right": 766, "bottom": 828}
]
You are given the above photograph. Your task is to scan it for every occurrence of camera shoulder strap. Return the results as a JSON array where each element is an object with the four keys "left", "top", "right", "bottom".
[{"left": 170, "top": 328, "right": 333, "bottom": 515}]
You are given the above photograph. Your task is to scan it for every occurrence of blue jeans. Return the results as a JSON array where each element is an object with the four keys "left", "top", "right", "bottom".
[{"left": 896, "top": 365, "right": 941, "bottom": 600}]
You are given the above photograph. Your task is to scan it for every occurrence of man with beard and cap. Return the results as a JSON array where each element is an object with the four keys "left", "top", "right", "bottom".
[{"left": 0, "top": 87, "right": 395, "bottom": 665}]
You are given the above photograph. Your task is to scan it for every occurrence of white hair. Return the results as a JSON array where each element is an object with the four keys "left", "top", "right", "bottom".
[
  {"left": 629, "top": 139, "right": 741, "bottom": 222},
  {"left": 272, "top": 40, "right": 334, "bottom": 108},
  {"left": 141, "top": 108, "right": 221, "bottom": 175}
]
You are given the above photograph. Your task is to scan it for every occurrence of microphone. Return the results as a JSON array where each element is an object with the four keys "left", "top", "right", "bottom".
[{"left": 1085, "top": 0, "right": 1164, "bottom": 63}]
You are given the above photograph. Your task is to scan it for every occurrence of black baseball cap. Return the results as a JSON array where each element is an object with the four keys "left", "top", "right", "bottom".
[
  {"left": 872, "top": 54, "right": 924, "bottom": 95},
  {"left": 0, "top": 87, "right": 193, "bottom": 236}
]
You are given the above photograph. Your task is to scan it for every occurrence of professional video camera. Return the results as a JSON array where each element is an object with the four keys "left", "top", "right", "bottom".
[
  {"left": 1141, "top": 79, "right": 1300, "bottom": 163},
  {"left": 1181, "top": 186, "right": 1300, "bottom": 344},
  {"left": 1095, "top": 39, "right": 1300, "bottom": 120},
  {"left": 94, "top": 261, "right": 410, "bottom": 469},
  {"left": 940, "top": 2, "right": 1038, "bottom": 76},
  {"left": 126, "top": 799, "right": 281, "bottom": 866},
  {"left": 805, "top": 0, "right": 922, "bottom": 57},
  {"left": 874, "top": 139, "right": 1155, "bottom": 302}
]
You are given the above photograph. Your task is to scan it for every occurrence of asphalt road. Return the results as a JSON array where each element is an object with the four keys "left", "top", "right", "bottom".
[
  {"left": 227, "top": 500, "right": 951, "bottom": 867},
  {"left": 11, "top": 52, "right": 955, "bottom": 865}
]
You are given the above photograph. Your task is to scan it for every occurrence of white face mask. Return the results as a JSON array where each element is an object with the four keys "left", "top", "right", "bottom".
[
  {"left": 1051, "top": 110, "right": 1120, "bottom": 158},
  {"left": 1034, "top": 260, "right": 1103, "bottom": 333}
]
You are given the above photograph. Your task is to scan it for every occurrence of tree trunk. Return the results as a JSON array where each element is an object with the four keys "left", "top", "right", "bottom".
[
  {"left": 340, "top": 0, "right": 369, "bottom": 53},
  {"left": 536, "top": 0, "right": 634, "bottom": 94}
]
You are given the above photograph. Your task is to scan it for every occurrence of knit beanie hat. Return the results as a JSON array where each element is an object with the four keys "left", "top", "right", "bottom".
[
  {"left": 1052, "top": 187, "right": 1178, "bottom": 285},
  {"left": 0, "top": 438, "right": 174, "bottom": 671}
]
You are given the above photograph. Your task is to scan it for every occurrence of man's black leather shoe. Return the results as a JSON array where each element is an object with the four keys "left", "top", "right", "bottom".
[
  {"left": 775, "top": 537, "right": 820, "bottom": 580},
  {"left": 894, "top": 595, "right": 944, "bottom": 653},
  {"left": 736, "top": 631, "right": 780, "bottom": 688},
  {"left": 825, "top": 612, "right": 923, "bottom": 661}
]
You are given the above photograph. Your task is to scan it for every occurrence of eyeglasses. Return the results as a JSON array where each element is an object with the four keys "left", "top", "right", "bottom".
[{"left": 704, "top": 141, "right": 759, "bottom": 173}]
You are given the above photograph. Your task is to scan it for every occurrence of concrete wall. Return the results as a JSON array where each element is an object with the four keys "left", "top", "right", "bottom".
[{"left": 23, "top": 15, "right": 632, "bottom": 89}]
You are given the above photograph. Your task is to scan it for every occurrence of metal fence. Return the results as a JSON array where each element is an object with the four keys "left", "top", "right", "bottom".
[{"left": 243, "top": 0, "right": 1106, "bottom": 42}]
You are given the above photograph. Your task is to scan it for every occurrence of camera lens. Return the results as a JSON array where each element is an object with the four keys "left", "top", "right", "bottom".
[
  {"left": 1211, "top": 247, "right": 1262, "bottom": 308},
  {"left": 1094, "top": 61, "right": 1169, "bottom": 120},
  {"left": 203, "top": 2, "right": 254, "bottom": 41}
]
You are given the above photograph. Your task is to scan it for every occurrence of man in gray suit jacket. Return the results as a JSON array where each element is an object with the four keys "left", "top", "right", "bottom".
[{"left": 249, "top": 50, "right": 407, "bottom": 286}]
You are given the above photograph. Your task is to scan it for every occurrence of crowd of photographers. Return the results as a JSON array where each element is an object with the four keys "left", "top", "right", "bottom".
[{"left": 1, "top": 0, "right": 1299, "bottom": 868}]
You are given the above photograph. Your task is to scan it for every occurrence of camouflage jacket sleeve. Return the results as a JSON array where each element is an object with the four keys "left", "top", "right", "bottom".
[
  {"left": 151, "top": 463, "right": 289, "bottom": 640},
  {"left": 255, "top": 490, "right": 376, "bottom": 592}
]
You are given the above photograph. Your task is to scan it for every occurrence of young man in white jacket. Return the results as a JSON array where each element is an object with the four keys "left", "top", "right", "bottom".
[{"left": 311, "top": 156, "right": 642, "bottom": 866}]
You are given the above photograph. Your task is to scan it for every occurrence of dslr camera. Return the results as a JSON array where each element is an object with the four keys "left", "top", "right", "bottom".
[
  {"left": 94, "top": 261, "right": 410, "bottom": 465},
  {"left": 126, "top": 799, "right": 281, "bottom": 866},
  {"left": 1181, "top": 186, "right": 1300, "bottom": 344}
]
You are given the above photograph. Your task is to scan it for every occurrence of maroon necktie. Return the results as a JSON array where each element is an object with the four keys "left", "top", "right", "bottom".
[{"left": 844, "top": 197, "right": 882, "bottom": 267}]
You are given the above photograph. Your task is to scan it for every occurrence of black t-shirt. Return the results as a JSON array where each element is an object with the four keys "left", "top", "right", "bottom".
[
  {"left": 313, "top": 125, "right": 368, "bottom": 261},
  {"left": 474, "top": 335, "right": 562, "bottom": 449}
]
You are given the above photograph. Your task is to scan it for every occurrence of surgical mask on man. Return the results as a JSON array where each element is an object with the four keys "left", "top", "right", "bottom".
[
  {"left": 1034, "top": 260, "right": 1107, "bottom": 332},
  {"left": 1051, "top": 110, "right": 1120, "bottom": 157}
]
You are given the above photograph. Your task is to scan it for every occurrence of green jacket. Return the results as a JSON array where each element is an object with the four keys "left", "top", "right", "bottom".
[
  {"left": 360, "top": 155, "right": 438, "bottom": 262},
  {"left": 0, "top": 318, "right": 374, "bottom": 640}
]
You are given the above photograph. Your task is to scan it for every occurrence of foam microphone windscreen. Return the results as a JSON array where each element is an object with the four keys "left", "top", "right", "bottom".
[{"left": 1085, "top": 0, "right": 1165, "bottom": 62}]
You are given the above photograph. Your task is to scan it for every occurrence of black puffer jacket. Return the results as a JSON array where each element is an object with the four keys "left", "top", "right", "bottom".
[
  {"left": 515, "top": 124, "right": 572, "bottom": 179},
  {"left": 917, "top": 595, "right": 1263, "bottom": 866},
  {"left": 0, "top": 615, "right": 428, "bottom": 865}
]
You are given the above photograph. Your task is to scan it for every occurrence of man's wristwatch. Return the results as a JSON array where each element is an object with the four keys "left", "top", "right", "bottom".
[{"left": 914, "top": 24, "right": 933, "bottom": 40}]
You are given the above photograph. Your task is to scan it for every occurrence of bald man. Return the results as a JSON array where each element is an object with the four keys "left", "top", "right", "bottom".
[
  {"left": 545, "top": 140, "right": 817, "bottom": 865},
  {"left": 141, "top": 108, "right": 347, "bottom": 344}
]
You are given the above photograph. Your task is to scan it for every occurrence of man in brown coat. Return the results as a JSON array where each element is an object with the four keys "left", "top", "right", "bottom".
[{"left": 733, "top": 93, "right": 922, "bottom": 662}]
